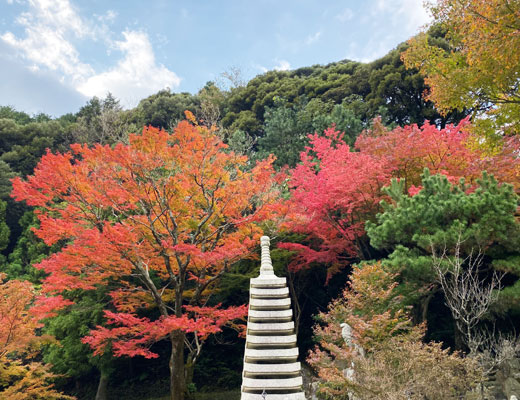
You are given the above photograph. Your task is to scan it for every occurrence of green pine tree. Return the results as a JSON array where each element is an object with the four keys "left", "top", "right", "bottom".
[{"left": 366, "top": 170, "right": 520, "bottom": 325}]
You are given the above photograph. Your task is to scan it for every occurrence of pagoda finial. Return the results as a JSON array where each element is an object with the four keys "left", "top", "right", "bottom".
[{"left": 259, "top": 236, "right": 275, "bottom": 276}]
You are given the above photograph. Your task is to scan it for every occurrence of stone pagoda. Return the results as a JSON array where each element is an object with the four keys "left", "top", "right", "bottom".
[{"left": 240, "top": 236, "right": 305, "bottom": 400}]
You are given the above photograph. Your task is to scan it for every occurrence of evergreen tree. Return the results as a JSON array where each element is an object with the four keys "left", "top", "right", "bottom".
[
  {"left": 0, "top": 200, "right": 10, "bottom": 261},
  {"left": 366, "top": 170, "right": 520, "bottom": 327}
]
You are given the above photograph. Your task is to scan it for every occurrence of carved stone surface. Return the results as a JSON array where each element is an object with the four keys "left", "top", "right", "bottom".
[
  {"left": 246, "top": 334, "right": 297, "bottom": 346},
  {"left": 240, "top": 236, "right": 305, "bottom": 399},
  {"left": 341, "top": 322, "right": 364, "bottom": 357},
  {"left": 301, "top": 363, "right": 319, "bottom": 400},
  {"left": 485, "top": 356, "right": 520, "bottom": 399},
  {"left": 340, "top": 322, "right": 364, "bottom": 400},
  {"left": 241, "top": 394, "right": 305, "bottom": 400},
  {"left": 341, "top": 322, "right": 353, "bottom": 346},
  {"left": 248, "top": 309, "right": 293, "bottom": 321}
]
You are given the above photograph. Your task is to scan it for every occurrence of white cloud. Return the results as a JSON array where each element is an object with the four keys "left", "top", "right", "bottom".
[
  {"left": 1, "top": 0, "right": 94, "bottom": 83},
  {"left": 155, "top": 33, "right": 170, "bottom": 49},
  {"left": 2, "top": 28, "right": 93, "bottom": 84},
  {"left": 402, "top": 0, "right": 431, "bottom": 29},
  {"left": 336, "top": 8, "right": 354, "bottom": 22},
  {"left": 273, "top": 59, "right": 291, "bottom": 71},
  {"left": 374, "top": 0, "right": 431, "bottom": 32},
  {"left": 254, "top": 63, "right": 268, "bottom": 73},
  {"left": 341, "top": 0, "right": 431, "bottom": 64},
  {"left": 26, "top": 0, "right": 92, "bottom": 37},
  {"left": 97, "top": 9, "right": 117, "bottom": 23},
  {"left": 253, "top": 60, "right": 291, "bottom": 74},
  {"left": 2, "top": 0, "right": 180, "bottom": 108},
  {"left": 77, "top": 31, "right": 180, "bottom": 107},
  {"left": 305, "top": 31, "right": 321, "bottom": 45}
]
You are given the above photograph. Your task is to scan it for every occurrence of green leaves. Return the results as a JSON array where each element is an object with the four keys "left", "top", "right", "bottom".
[
  {"left": 255, "top": 96, "right": 366, "bottom": 168},
  {"left": 366, "top": 169, "right": 520, "bottom": 311},
  {"left": 0, "top": 200, "right": 9, "bottom": 254},
  {"left": 369, "top": 170, "right": 518, "bottom": 253}
]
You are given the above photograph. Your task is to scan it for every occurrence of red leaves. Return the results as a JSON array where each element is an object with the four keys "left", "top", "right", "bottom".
[
  {"left": 83, "top": 305, "right": 247, "bottom": 358},
  {"left": 183, "top": 304, "right": 248, "bottom": 338},
  {"left": 282, "top": 127, "right": 392, "bottom": 273},
  {"left": 82, "top": 311, "right": 167, "bottom": 359},
  {"left": 284, "top": 119, "right": 520, "bottom": 275},
  {"left": 31, "top": 295, "right": 74, "bottom": 320},
  {"left": 356, "top": 117, "right": 520, "bottom": 190},
  {"left": 11, "top": 118, "right": 282, "bottom": 362}
]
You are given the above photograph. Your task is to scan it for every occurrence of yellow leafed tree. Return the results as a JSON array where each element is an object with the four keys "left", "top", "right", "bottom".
[{"left": 402, "top": 0, "right": 520, "bottom": 138}]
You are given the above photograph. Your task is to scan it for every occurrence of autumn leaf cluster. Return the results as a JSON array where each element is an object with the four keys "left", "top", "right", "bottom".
[{"left": 307, "top": 263, "right": 481, "bottom": 400}]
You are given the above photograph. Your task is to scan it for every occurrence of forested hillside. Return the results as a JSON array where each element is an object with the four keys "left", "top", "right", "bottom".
[{"left": 1, "top": 1, "right": 520, "bottom": 399}]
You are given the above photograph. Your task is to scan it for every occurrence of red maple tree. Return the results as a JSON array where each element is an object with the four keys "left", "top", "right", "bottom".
[
  {"left": 279, "top": 127, "right": 392, "bottom": 277},
  {"left": 356, "top": 117, "right": 520, "bottom": 192},
  {"left": 283, "top": 119, "right": 520, "bottom": 275},
  {"left": 12, "top": 117, "right": 283, "bottom": 400}
]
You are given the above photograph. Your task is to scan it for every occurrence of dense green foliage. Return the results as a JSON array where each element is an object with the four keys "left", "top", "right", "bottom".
[
  {"left": 0, "top": 200, "right": 9, "bottom": 258},
  {"left": 255, "top": 97, "right": 365, "bottom": 167},
  {"left": 223, "top": 42, "right": 465, "bottom": 136},
  {"left": 366, "top": 171, "right": 520, "bottom": 341},
  {"left": 132, "top": 90, "right": 200, "bottom": 130},
  {"left": 3, "top": 211, "right": 63, "bottom": 282}
]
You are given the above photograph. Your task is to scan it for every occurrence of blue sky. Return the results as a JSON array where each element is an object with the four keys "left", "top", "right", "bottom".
[{"left": 0, "top": 0, "right": 430, "bottom": 116}]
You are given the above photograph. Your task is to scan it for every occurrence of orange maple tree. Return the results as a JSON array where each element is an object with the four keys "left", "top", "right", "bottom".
[
  {"left": 11, "top": 117, "right": 283, "bottom": 400},
  {"left": 0, "top": 273, "right": 74, "bottom": 399},
  {"left": 0, "top": 274, "right": 38, "bottom": 359}
]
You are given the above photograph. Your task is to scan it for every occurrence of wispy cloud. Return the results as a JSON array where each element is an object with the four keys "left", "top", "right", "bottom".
[
  {"left": 1, "top": 0, "right": 180, "bottom": 107},
  {"left": 374, "top": 0, "right": 431, "bottom": 31},
  {"left": 305, "top": 31, "right": 321, "bottom": 45},
  {"left": 253, "top": 59, "right": 291, "bottom": 73},
  {"left": 336, "top": 8, "right": 354, "bottom": 22},
  {"left": 273, "top": 59, "right": 291, "bottom": 71},
  {"left": 253, "top": 63, "right": 268, "bottom": 73},
  {"left": 96, "top": 9, "right": 117, "bottom": 23},
  {"left": 338, "top": 0, "right": 431, "bottom": 63},
  {"left": 1, "top": 0, "right": 95, "bottom": 83}
]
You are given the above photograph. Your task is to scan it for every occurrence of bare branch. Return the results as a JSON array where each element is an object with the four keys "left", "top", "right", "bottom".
[{"left": 430, "top": 234, "right": 514, "bottom": 374}]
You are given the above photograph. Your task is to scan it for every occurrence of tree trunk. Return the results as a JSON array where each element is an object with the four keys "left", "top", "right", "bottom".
[
  {"left": 170, "top": 331, "right": 187, "bottom": 400},
  {"left": 95, "top": 373, "right": 109, "bottom": 400},
  {"left": 287, "top": 272, "right": 301, "bottom": 336},
  {"left": 413, "top": 290, "right": 435, "bottom": 325},
  {"left": 453, "top": 323, "right": 466, "bottom": 351},
  {"left": 421, "top": 292, "right": 434, "bottom": 323},
  {"left": 185, "top": 355, "right": 196, "bottom": 400}
]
